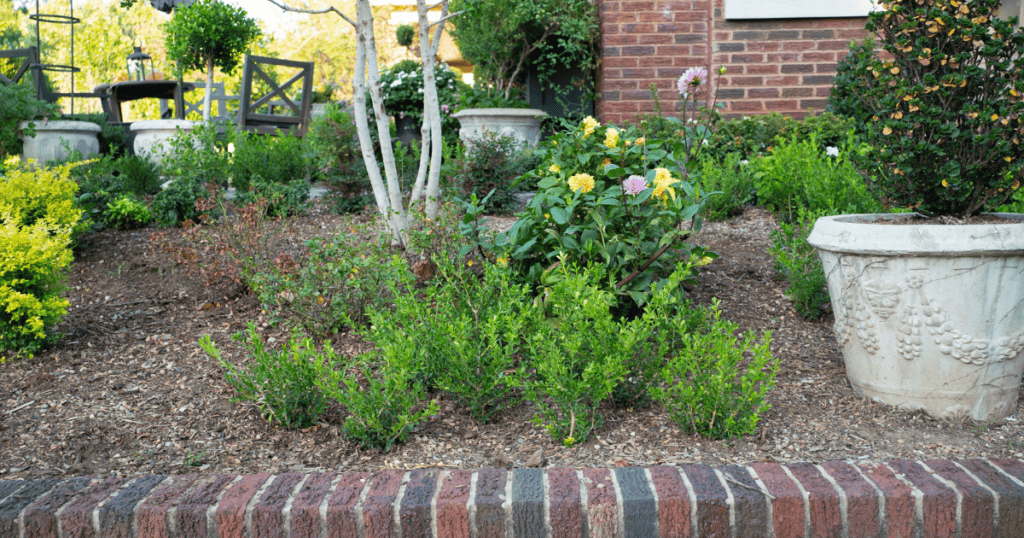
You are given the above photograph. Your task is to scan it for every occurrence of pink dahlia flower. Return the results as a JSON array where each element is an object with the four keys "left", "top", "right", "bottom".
[
  {"left": 623, "top": 175, "right": 647, "bottom": 195},
  {"left": 677, "top": 66, "right": 708, "bottom": 97}
]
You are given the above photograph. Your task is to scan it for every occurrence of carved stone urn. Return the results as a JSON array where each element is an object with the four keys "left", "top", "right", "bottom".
[
  {"left": 452, "top": 108, "right": 547, "bottom": 147},
  {"left": 19, "top": 120, "right": 100, "bottom": 164},
  {"left": 808, "top": 214, "right": 1024, "bottom": 421},
  {"left": 130, "top": 119, "right": 195, "bottom": 164}
]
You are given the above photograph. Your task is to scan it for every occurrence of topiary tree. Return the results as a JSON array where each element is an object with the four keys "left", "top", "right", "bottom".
[
  {"left": 447, "top": 0, "right": 599, "bottom": 99},
  {"left": 163, "top": 0, "right": 262, "bottom": 122}
]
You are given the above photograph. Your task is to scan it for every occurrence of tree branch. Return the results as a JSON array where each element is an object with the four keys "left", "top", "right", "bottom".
[{"left": 264, "top": 0, "right": 355, "bottom": 26}]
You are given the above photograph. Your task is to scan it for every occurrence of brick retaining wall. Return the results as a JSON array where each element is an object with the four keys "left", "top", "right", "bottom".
[
  {"left": 597, "top": 0, "right": 873, "bottom": 123},
  {"left": 3, "top": 458, "right": 1024, "bottom": 537}
]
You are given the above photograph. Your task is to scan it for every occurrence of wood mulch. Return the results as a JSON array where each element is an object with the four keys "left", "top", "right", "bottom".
[{"left": 1, "top": 202, "right": 1021, "bottom": 480}]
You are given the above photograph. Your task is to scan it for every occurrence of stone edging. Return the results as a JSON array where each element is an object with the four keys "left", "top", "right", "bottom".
[{"left": 2, "top": 458, "right": 1023, "bottom": 537}]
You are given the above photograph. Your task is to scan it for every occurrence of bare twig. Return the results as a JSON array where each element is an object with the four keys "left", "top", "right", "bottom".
[
  {"left": 6, "top": 401, "right": 36, "bottom": 415},
  {"left": 723, "top": 472, "right": 775, "bottom": 500}
]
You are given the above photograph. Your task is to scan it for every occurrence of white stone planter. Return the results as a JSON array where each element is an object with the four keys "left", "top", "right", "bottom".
[
  {"left": 19, "top": 120, "right": 100, "bottom": 164},
  {"left": 452, "top": 108, "right": 547, "bottom": 147},
  {"left": 808, "top": 213, "right": 1024, "bottom": 421},
  {"left": 131, "top": 120, "right": 195, "bottom": 164}
]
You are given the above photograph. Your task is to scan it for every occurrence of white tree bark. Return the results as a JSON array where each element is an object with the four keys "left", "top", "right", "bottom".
[
  {"left": 203, "top": 57, "right": 214, "bottom": 122},
  {"left": 266, "top": 0, "right": 410, "bottom": 243}
]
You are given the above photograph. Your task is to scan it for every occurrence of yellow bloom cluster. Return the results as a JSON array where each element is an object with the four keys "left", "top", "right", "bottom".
[
  {"left": 549, "top": 164, "right": 561, "bottom": 173},
  {"left": 582, "top": 116, "right": 600, "bottom": 137},
  {"left": 693, "top": 256, "right": 714, "bottom": 267},
  {"left": 568, "top": 173, "right": 595, "bottom": 193},
  {"left": 604, "top": 127, "right": 619, "bottom": 148},
  {"left": 652, "top": 167, "right": 679, "bottom": 201}
]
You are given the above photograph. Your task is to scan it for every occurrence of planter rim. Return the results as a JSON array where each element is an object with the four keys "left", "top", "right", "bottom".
[
  {"left": 130, "top": 119, "right": 196, "bottom": 131},
  {"left": 452, "top": 107, "right": 548, "bottom": 119},
  {"left": 808, "top": 212, "right": 1024, "bottom": 256},
  {"left": 19, "top": 120, "right": 101, "bottom": 132}
]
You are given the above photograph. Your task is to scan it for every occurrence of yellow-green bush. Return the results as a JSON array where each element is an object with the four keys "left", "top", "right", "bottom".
[
  {"left": 0, "top": 165, "right": 81, "bottom": 360},
  {"left": 0, "top": 164, "right": 87, "bottom": 239}
]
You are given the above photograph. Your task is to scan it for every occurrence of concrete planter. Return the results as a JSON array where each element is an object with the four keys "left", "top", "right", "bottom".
[
  {"left": 808, "top": 213, "right": 1024, "bottom": 421},
  {"left": 19, "top": 120, "right": 100, "bottom": 164},
  {"left": 131, "top": 119, "right": 195, "bottom": 164},
  {"left": 452, "top": 108, "right": 547, "bottom": 147}
]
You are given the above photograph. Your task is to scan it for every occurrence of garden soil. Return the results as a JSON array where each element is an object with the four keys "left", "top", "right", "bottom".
[{"left": 2, "top": 202, "right": 1021, "bottom": 480}]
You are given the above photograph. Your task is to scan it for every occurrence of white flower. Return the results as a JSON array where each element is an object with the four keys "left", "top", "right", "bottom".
[
  {"left": 390, "top": 79, "right": 402, "bottom": 87},
  {"left": 741, "top": 160, "right": 749, "bottom": 165},
  {"left": 826, "top": 146, "right": 839, "bottom": 157}
]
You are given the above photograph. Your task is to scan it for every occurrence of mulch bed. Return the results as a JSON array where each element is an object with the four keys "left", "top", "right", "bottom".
[{"left": 1, "top": 201, "right": 1021, "bottom": 480}]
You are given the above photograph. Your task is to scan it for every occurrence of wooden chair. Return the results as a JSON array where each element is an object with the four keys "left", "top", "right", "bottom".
[
  {"left": 237, "top": 55, "right": 314, "bottom": 137},
  {"left": 159, "top": 81, "right": 238, "bottom": 121}
]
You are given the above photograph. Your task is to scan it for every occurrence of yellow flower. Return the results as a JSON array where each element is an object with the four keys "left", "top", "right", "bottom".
[
  {"left": 624, "top": 139, "right": 633, "bottom": 146},
  {"left": 652, "top": 167, "right": 679, "bottom": 201},
  {"left": 992, "top": 113, "right": 1000, "bottom": 121},
  {"left": 693, "top": 256, "right": 714, "bottom": 267},
  {"left": 635, "top": 137, "right": 646, "bottom": 145},
  {"left": 883, "top": 127, "right": 893, "bottom": 135},
  {"left": 601, "top": 158, "right": 611, "bottom": 167},
  {"left": 549, "top": 164, "right": 561, "bottom": 173},
  {"left": 582, "top": 116, "right": 600, "bottom": 137},
  {"left": 604, "top": 127, "right": 620, "bottom": 148},
  {"left": 497, "top": 256, "right": 508, "bottom": 266},
  {"left": 942, "top": 179, "right": 949, "bottom": 187},
  {"left": 544, "top": 213, "right": 551, "bottom": 219},
  {"left": 568, "top": 173, "right": 595, "bottom": 193}
]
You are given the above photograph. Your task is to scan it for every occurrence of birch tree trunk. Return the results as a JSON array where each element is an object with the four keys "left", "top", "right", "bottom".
[
  {"left": 264, "top": 0, "right": 456, "bottom": 241},
  {"left": 204, "top": 57, "right": 214, "bottom": 123}
]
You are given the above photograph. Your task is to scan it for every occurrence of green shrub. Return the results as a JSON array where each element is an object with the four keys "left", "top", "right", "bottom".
[
  {"left": 0, "top": 216, "right": 73, "bottom": 360},
  {"left": 453, "top": 133, "right": 540, "bottom": 214},
  {"left": 651, "top": 301, "right": 777, "bottom": 439},
  {"left": 199, "top": 324, "right": 331, "bottom": 429},
  {"left": 850, "top": 0, "right": 1024, "bottom": 216},
  {"left": 314, "top": 348, "right": 438, "bottom": 451},
  {"left": 704, "top": 111, "right": 857, "bottom": 164},
  {"left": 0, "top": 165, "right": 80, "bottom": 359},
  {"left": 305, "top": 100, "right": 362, "bottom": 178},
  {"left": 230, "top": 129, "right": 311, "bottom": 193},
  {"left": 366, "top": 260, "right": 538, "bottom": 423},
  {"left": 694, "top": 152, "right": 758, "bottom": 221},
  {"left": 250, "top": 229, "right": 409, "bottom": 336},
  {"left": 751, "top": 135, "right": 880, "bottom": 222},
  {"left": 514, "top": 264, "right": 628, "bottom": 446},
  {"left": 154, "top": 123, "right": 230, "bottom": 226},
  {"left": 827, "top": 37, "right": 877, "bottom": 132},
  {"left": 498, "top": 116, "right": 714, "bottom": 309},
  {"left": 232, "top": 175, "right": 310, "bottom": 218},
  {"left": 769, "top": 208, "right": 830, "bottom": 320},
  {"left": 0, "top": 83, "right": 56, "bottom": 161},
  {"left": 103, "top": 195, "right": 153, "bottom": 230}
]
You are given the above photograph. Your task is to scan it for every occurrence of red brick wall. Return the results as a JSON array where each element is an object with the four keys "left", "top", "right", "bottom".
[{"left": 596, "top": 0, "right": 872, "bottom": 124}]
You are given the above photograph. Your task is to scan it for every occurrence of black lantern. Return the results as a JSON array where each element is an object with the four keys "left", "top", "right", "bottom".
[{"left": 126, "top": 45, "right": 153, "bottom": 81}]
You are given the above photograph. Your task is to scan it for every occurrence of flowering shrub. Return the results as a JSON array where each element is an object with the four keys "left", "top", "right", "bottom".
[
  {"left": 375, "top": 60, "right": 465, "bottom": 139},
  {"left": 497, "top": 114, "right": 715, "bottom": 308},
  {"left": 848, "top": 0, "right": 1024, "bottom": 216}
]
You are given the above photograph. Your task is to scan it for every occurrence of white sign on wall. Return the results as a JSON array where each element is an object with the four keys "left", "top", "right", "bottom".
[{"left": 724, "top": 0, "right": 879, "bottom": 20}]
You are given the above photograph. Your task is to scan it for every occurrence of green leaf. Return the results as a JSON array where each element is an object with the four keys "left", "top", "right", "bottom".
[
  {"left": 538, "top": 176, "right": 560, "bottom": 189},
  {"left": 605, "top": 164, "right": 625, "bottom": 178},
  {"left": 550, "top": 206, "right": 570, "bottom": 225}
]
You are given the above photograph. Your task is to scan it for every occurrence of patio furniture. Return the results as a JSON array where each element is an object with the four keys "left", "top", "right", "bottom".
[
  {"left": 94, "top": 80, "right": 196, "bottom": 122},
  {"left": 0, "top": 47, "right": 42, "bottom": 89},
  {"left": 237, "top": 54, "right": 314, "bottom": 137},
  {"left": 158, "top": 81, "right": 238, "bottom": 122}
]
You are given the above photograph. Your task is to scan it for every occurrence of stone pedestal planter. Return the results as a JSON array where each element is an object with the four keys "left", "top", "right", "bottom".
[
  {"left": 19, "top": 120, "right": 100, "bottom": 163},
  {"left": 452, "top": 108, "right": 547, "bottom": 147},
  {"left": 808, "top": 213, "right": 1024, "bottom": 421},
  {"left": 131, "top": 119, "right": 195, "bottom": 164}
]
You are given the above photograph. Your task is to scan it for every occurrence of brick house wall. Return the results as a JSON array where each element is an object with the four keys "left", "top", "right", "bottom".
[{"left": 597, "top": 0, "right": 873, "bottom": 124}]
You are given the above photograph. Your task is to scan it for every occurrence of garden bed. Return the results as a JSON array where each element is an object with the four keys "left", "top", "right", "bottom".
[{"left": 1, "top": 201, "right": 1021, "bottom": 480}]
